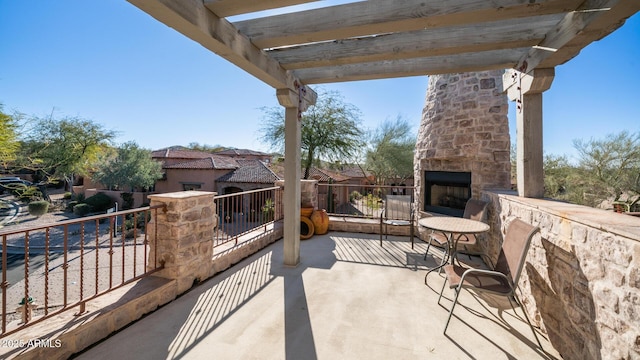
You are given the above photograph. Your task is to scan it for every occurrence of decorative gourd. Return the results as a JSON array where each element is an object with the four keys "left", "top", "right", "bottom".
[
  {"left": 301, "top": 207, "right": 314, "bottom": 218},
  {"left": 310, "top": 209, "right": 329, "bottom": 235},
  {"left": 300, "top": 216, "right": 315, "bottom": 240}
]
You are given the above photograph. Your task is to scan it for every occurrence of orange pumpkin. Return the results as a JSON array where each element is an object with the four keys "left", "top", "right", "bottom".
[{"left": 310, "top": 209, "right": 329, "bottom": 235}]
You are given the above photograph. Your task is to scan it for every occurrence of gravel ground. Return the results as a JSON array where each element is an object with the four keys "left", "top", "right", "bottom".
[{"left": 0, "top": 192, "right": 157, "bottom": 328}]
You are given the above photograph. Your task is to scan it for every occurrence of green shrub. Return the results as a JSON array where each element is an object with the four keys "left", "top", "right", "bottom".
[
  {"left": 349, "top": 191, "right": 362, "bottom": 203},
  {"left": 83, "top": 192, "right": 114, "bottom": 212},
  {"left": 66, "top": 200, "right": 79, "bottom": 212},
  {"left": 123, "top": 212, "right": 151, "bottom": 238},
  {"left": 63, "top": 192, "right": 73, "bottom": 199},
  {"left": 121, "top": 192, "right": 134, "bottom": 210},
  {"left": 125, "top": 212, "right": 150, "bottom": 230},
  {"left": 28, "top": 201, "right": 50, "bottom": 217},
  {"left": 73, "top": 203, "right": 92, "bottom": 217},
  {"left": 124, "top": 218, "right": 135, "bottom": 230},
  {"left": 365, "top": 193, "right": 381, "bottom": 210},
  {"left": 262, "top": 198, "right": 275, "bottom": 222}
]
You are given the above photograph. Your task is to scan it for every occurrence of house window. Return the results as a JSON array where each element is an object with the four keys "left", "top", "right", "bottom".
[{"left": 182, "top": 183, "right": 202, "bottom": 191}]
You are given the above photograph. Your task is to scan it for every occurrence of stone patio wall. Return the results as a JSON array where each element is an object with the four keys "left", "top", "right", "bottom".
[{"left": 482, "top": 190, "right": 640, "bottom": 360}]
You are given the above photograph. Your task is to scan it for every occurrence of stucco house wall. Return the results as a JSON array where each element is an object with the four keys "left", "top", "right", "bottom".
[{"left": 155, "top": 168, "right": 232, "bottom": 193}]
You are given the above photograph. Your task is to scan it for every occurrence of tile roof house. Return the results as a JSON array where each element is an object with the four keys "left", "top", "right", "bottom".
[
  {"left": 162, "top": 156, "right": 238, "bottom": 171},
  {"left": 306, "top": 167, "right": 350, "bottom": 183},
  {"left": 214, "top": 159, "right": 281, "bottom": 225},
  {"left": 216, "top": 159, "right": 280, "bottom": 194},
  {"left": 151, "top": 146, "right": 219, "bottom": 166},
  {"left": 269, "top": 164, "right": 350, "bottom": 182},
  {"left": 152, "top": 146, "right": 280, "bottom": 195},
  {"left": 338, "top": 165, "right": 375, "bottom": 185},
  {"left": 214, "top": 149, "right": 273, "bottom": 163}
]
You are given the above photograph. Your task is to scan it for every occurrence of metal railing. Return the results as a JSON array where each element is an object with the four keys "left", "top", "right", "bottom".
[
  {"left": 214, "top": 187, "right": 283, "bottom": 248},
  {"left": 0, "top": 204, "right": 164, "bottom": 337},
  {"left": 318, "top": 184, "right": 415, "bottom": 218}
]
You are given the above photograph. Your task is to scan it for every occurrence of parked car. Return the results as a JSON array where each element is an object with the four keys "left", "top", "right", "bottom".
[
  {"left": 0, "top": 177, "right": 33, "bottom": 194},
  {"left": 0, "top": 176, "right": 22, "bottom": 182}
]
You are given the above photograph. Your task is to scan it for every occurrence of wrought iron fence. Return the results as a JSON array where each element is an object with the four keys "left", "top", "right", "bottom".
[
  {"left": 317, "top": 184, "right": 415, "bottom": 218},
  {"left": 214, "top": 187, "right": 283, "bottom": 248},
  {"left": 0, "top": 204, "right": 164, "bottom": 337}
]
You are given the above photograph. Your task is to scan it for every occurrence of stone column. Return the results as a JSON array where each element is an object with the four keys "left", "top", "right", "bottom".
[
  {"left": 414, "top": 70, "right": 512, "bottom": 212},
  {"left": 147, "top": 191, "right": 216, "bottom": 294}
]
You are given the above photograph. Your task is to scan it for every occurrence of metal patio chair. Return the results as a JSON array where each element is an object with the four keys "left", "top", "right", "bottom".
[
  {"left": 379, "top": 195, "right": 414, "bottom": 248},
  {"left": 438, "top": 218, "right": 543, "bottom": 348}
]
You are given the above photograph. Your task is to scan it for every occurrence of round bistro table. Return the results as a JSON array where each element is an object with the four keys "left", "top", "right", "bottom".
[{"left": 418, "top": 216, "right": 490, "bottom": 280}]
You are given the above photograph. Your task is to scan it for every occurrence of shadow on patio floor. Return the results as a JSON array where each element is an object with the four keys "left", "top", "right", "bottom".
[{"left": 74, "top": 232, "right": 560, "bottom": 360}]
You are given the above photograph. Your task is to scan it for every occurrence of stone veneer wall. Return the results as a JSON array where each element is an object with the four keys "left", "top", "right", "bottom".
[
  {"left": 482, "top": 190, "right": 640, "bottom": 360},
  {"left": 414, "top": 70, "right": 511, "bottom": 216},
  {"left": 148, "top": 191, "right": 217, "bottom": 294}
]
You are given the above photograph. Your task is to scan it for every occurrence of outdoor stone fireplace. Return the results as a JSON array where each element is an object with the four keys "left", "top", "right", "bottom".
[
  {"left": 414, "top": 70, "right": 511, "bottom": 216},
  {"left": 424, "top": 170, "right": 472, "bottom": 217}
]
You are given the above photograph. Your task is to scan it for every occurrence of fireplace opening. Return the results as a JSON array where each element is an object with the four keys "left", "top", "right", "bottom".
[{"left": 424, "top": 171, "right": 471, "bottom": 217}]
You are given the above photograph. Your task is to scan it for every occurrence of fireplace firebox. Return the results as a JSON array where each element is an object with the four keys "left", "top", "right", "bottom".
[{"left": 424, "top": 171, "right": 471, "bottom": 217}]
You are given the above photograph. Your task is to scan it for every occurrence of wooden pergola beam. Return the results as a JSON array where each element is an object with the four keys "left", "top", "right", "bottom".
[
  {"left": 538, "top": 0, "right": 640, "bottom": 68},
  {"left": 204, "top": 0, "right": 314, "bottom": 18},
  {"left": 516, "top": 0, "right": 639, "bottom": 72},
  {"left": 295, "top": 49, "right": 525, "bottom": 84},
  {"left": 235, "top": 0, "right": 584, "bottom": 48},
  {"left": 270, "top": 15, "right": 562, "bottom": 70}
]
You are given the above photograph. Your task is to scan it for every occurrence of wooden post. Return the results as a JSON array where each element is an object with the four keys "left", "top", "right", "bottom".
[
  {"left": 503, "top": 68, "right": 555, "bottom": 198},
  {"left": 283, "top": 106, "right": 302, "bottom": 266},
  {"left": 277, "top": 86, "right": 317, "bottom": 266},
  {"left": 517, "top": 93, "right": 544, "bottom": 197}
]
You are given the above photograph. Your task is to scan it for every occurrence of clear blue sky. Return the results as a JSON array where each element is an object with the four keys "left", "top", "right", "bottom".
[{"left": 1, "top": 2, "right": 638, "bottom": 163}]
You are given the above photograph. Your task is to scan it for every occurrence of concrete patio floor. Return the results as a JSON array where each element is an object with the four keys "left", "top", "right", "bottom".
[{"left": 74, "top": 232, "right": 561, "bottom": 360}]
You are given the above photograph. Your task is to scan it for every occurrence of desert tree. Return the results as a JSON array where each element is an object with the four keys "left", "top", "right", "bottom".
[
  {"left": 187, "top": 142, "right": 227, "bottom": 153},
  {"left": 573, "top": 130, "right": 640, "bottom": 206},
  {"left": 19, "top": 114, "right": 117, "bottom": 190},
  {"left": 92, "top": 141, "right": 163, "bottom": 192},
  {"left": 0, "top": 105, "right": 19, "bottom": 167},
  {"left": 364, "top": 116, "right": 415, "bottom": 185},
  {"left": 259, "top": 89, "right": 364, "bottom": 178}
]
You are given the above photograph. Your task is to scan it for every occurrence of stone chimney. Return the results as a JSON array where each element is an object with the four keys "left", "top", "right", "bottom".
[{"left": 414, "top": 70, "right": 511, "bottom": 216}]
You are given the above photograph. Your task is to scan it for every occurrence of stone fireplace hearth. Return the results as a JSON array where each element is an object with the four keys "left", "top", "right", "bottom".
[{"left": 414, "top": 70, "right": 511, "bottom": 216}]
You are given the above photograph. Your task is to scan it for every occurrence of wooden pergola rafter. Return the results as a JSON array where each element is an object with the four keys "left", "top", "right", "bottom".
[
  {"left": 127, "top": 0, "right": 639, "bottom": 88},
  {"left": 127, "top": 0, "right": 639, "bottom": 265}
]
